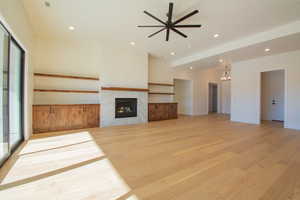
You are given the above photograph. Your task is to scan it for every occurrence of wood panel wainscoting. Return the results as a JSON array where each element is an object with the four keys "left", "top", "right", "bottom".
[
  {"left": 33, "top": 104, "right": 100, "bottom": 134},
  {"left": 148, "top": 103, "right": 178, "bottom": 121}
]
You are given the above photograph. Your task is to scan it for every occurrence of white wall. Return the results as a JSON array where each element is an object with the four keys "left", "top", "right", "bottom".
[
  {"left": 34, "top": 37, "right": 148, "bottom": 105},
  {"left": 173, "top": 66, "right": 228, "bottom": 116},
  {"left": 192, "top": 67, "right": 221, "bottom": 115},
  {"left": 231, "top": 50, "right": 300, "bottom": 130},
  {"left": 174, "top": 79, "right": 193, "bottom": 115},
  {"left": 221, "top": 81, "right": 231, "bottom": 114},
  {"left": 0, "top": 0, "right": 34, "bottom": 139}
]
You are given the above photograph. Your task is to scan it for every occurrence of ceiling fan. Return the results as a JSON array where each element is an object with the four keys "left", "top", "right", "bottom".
[{"left": 138, "top": 2, "right": 202, "bottom": 41}]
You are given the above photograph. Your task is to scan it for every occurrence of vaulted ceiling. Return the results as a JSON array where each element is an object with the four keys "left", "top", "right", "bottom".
[{"left": 22, "top": 0, "right": 300, "bottom": 69}]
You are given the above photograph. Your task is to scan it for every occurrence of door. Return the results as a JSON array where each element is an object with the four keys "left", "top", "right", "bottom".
[
  {"left": 51, "top": 105, "right": 69, "bottom": 132},
  {"left": 0, "top": 22, "right": 24, "bottom": 166},
  {"left": 85, "top": 104, "right": 100, "bottom": 128},
  {"left": 148, "top": 104, "right": 158, "bottom": 121},
  {"left": 68, "top": 105, "right": 85, "bottom": 129},
  {"left": 33, "top": 105, "right": 53, "bottom": 133},
  {"left": 158, "top": 104, "right": 169, "bottom": 120},
  {"left": 168, "top": 103, "right": 178, "bottom": 119},
  {"left": 9, "top": 40, "right": 24, "bottom": 149},
  {"left": 209, "top": 83, "right": 218, "bottom": 113},
  {"left": 0, "top": 23, "right": 9, "bottom": 164},
  {"left": 261, "top": 70, "right": 285, "bottom": 121}
]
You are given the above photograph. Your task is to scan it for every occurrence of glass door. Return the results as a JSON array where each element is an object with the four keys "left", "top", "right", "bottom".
[
  {"left": 0, "top": 24, "right": 10, "bottom": 164},
  {"left": 0, "top": 22, "right": 24, "bottom": 167},
  {"left": 9, "top": 40, "right": 24, "bottom": 150}
]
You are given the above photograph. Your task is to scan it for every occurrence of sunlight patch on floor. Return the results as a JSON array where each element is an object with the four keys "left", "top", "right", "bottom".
[
  {"left": 19, "top": 132, "right": 94, "bottom": 155},
  {"left": 1, "top": 132, "right": 105, "bottom": 185},
  {"left": 125, "top": 194, "right": 140, "bottom": 200},
  {"left": 0, "top": 158, "right": 131, "bottom": 200}
]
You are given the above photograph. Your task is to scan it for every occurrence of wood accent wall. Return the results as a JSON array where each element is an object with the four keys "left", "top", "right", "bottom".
[
  {"left": 148, "top": 103, "right": 178, "bottom": 121},
  {"left": 33, "top": 104, "right": 100, "bottom": 134}
]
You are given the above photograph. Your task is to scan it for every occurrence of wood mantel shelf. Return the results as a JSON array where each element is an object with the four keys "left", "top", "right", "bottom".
[
  {"left": 148, "top": 82, "right": 175, "bottom": 87},
  {"left": 34, "top": 73, "right": 99, "bottom": 81},
  {"left": 149, "top": 92, "right": 175, "bottom": 95},
  {"left": 101, "top": 87, "right": 149, "bottom": 92},
  {"left": 34, "top": 89, "right": 99, "bottom": 94}
]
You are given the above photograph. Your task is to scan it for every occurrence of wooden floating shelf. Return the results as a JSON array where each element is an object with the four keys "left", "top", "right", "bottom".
[
  {"left": 101, "top": 87, "right": 149, "bottom": 92},
  {"left": 148, "top": 82, "right": 175, "bottom": 87},
  {"left": 34, "top": 73, "right": 99, "bottom": 81},
  {"left": 149, "top": 92, "right": 175, "bottom": 95},
  {"left": 34, "top": 89, "right": 99, "bottom": 94}
]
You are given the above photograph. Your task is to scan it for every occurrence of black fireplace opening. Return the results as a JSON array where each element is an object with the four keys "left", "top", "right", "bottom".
[{"left": 115, "top": 98, "right": 137, "bottom": 118}]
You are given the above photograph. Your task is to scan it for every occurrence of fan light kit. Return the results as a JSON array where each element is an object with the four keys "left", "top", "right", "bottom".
[{"left": 138, "top": 2, "right": 202, "bottom": 41}]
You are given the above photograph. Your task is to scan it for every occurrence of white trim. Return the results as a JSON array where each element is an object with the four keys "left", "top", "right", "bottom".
[{"left": 259, "top": 68, "right": 287, "bottom": 127}]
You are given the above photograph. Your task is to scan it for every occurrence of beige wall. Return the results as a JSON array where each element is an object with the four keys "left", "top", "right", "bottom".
[
  {"left": 34, "top": 37, "right": 148, "bottom": 105},
  {"left": 148, "top": 56, "right": 227, "bottom": 116},
  {"left": 231, "top": 50, "right": 300, "bottom": 130},
  {"left": 174, "top": 79, "right": 193, "bottom": 115},
  {"left": 192, "top": 67, "right": 221, "bottom": 115},
  {"left": 0, "top": 0, "right": 34, "bottom": 139},
  {"left": 148, "top": 56, "right": 174, "bottom": 103}
]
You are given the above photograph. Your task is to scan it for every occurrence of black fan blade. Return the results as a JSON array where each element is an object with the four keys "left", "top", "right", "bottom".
[
  {"left": 138, "top": 25, "right": 165, "bottom": 28},
  {"left": 144, "top": 11, "right": 166, "bottom": 25},
  {"left": 168, "top": 3, "right": 174, "bottom": 24},
  {"left": 166, "top": 28, "right": 170, "bottom": 41},
  {"left": 174, "top": 25, "right": 202, "bottom": 28},
  {"left": 171, "top": 28, "right": 187, "bottom": 38},
  {"left": 148, "top": 27, "right": 166, "bottom": 38},
  {"left": 173, "top": 10, "right": 199, "bottom": 25}
]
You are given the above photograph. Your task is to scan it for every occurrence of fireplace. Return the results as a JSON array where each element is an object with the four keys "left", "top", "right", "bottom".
[{"left": 115, "top": 98, "right": 137, "bottom": 118}]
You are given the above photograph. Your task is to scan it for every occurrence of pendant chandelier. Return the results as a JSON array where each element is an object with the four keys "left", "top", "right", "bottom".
[{"left": 220, "top": 66, "right": 231, "bottom": 81}]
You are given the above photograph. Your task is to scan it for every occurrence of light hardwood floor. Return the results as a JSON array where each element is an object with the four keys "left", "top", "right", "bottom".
[{"left": 1, "top": 115, "right": 300, "bottom": 200}]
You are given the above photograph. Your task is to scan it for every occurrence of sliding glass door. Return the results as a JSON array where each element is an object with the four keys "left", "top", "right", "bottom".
[
  {"left": 9, "top": 40, "right": 24, "bottom": 149},
  {"left": 0, "top": 24, "right": 9, "bottom": 165},
  {"left": 0, "top": 22, "right": 24, "bottom": 166}
]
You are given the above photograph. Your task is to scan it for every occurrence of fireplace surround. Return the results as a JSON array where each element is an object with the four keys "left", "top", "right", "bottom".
[{"left": 115, "top": 98, "right": 137, "bottom": 118}]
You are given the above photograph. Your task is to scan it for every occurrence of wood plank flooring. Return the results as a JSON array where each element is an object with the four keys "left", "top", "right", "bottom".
[{"left": 1, "top": 114, "right": 300, "bottom": 200}]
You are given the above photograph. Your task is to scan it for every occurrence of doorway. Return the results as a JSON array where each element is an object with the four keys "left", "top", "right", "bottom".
[
  {"left": 208, "top": 83, "right": 218, "bottom": 113},
  {"left": 261, "top": 70, "right": 285, "bottom": 123}
]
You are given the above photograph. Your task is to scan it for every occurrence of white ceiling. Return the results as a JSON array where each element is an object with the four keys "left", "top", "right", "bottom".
[{"left": 22, "top": 0, "right": 300, "bottom": 68}]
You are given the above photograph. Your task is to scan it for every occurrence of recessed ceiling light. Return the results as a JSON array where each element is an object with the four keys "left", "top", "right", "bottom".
[
  {"left": 130, "top": 42, "right": 136, "bottom": 46},
  {"left": 190, "top": 67, "right": 193, "bottom": 70},
  {"left": 214, "top": 34, "right": 219, "bottom": 38},
  {"left": 265, "top": 48, "right": 270, "bottom": 52},
  {"left": 219, "top": 59, "right": 224, "bottom": 63},
  {"left": 69, "top": 26, "right": 75, "bottom": 31},
  {"left": 170, "top": 52, "right": 176, "bottom": 56}
]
